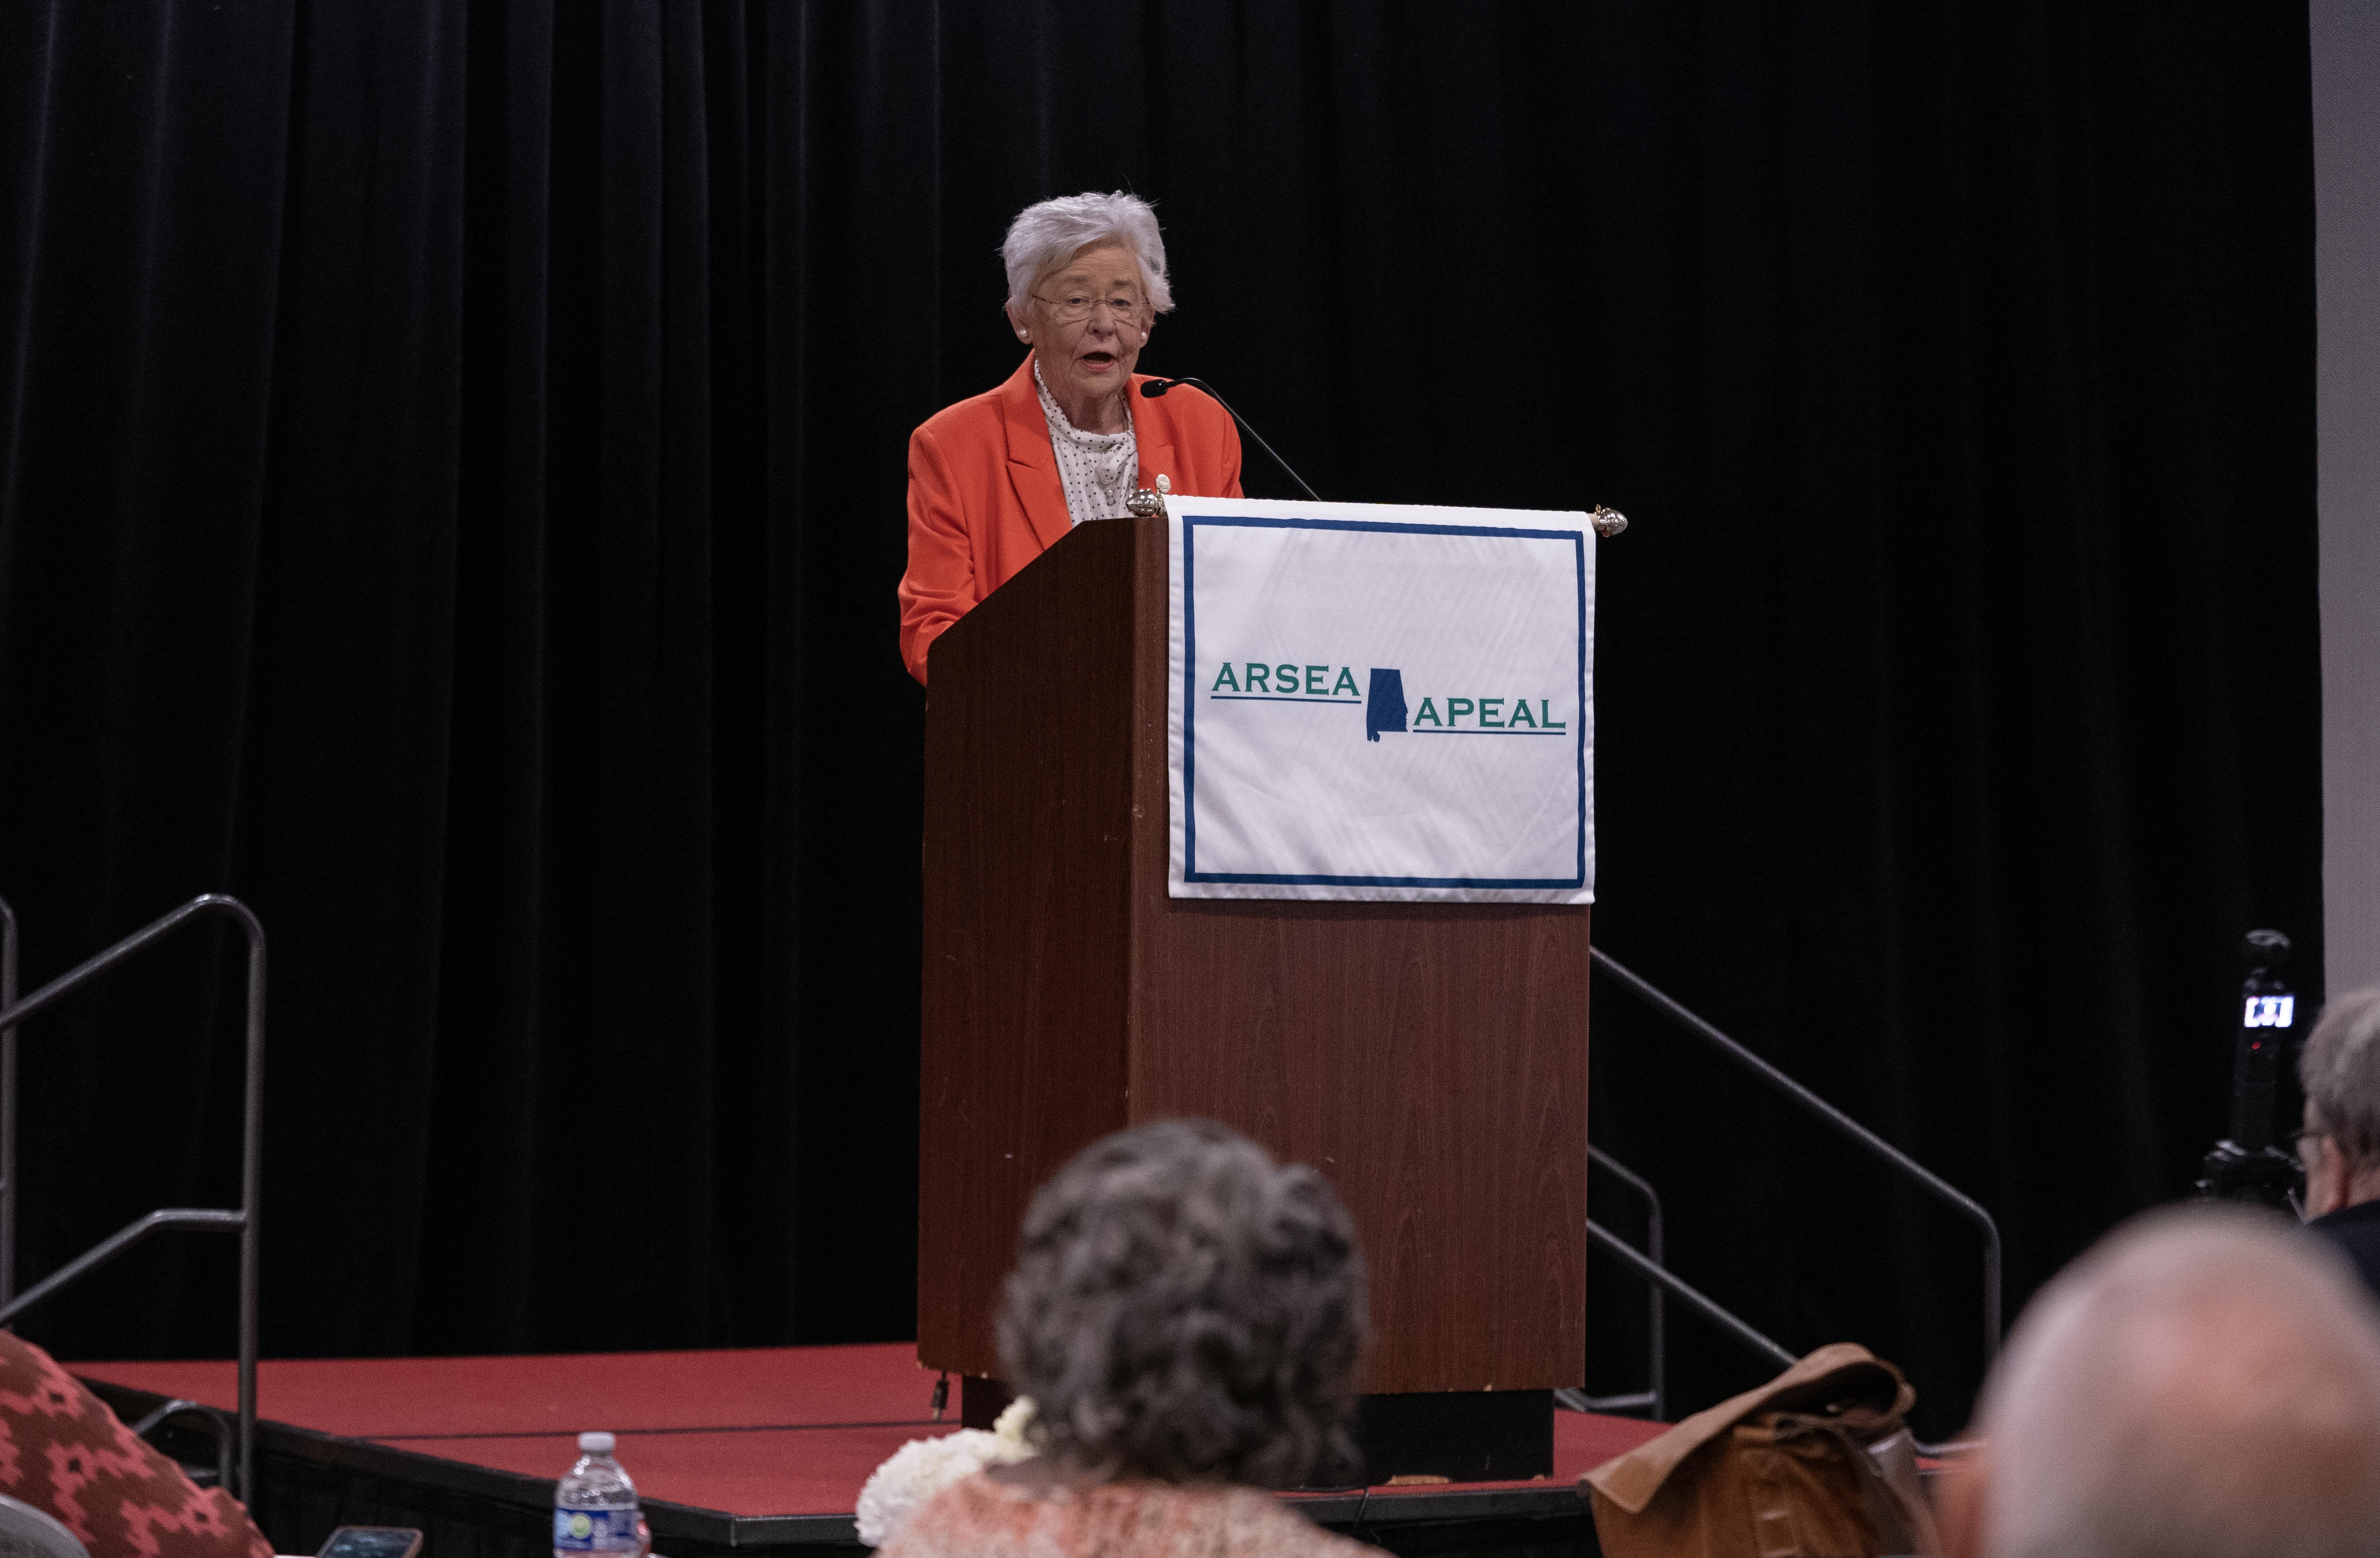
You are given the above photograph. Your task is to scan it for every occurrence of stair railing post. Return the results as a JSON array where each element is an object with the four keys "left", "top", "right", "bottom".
[
  {"left": 0, "top": 894, "right": 15, "bottom": 1317},
  {"left": 1586, "top": 1146, "right": 1667, "bottom": 1420},
  {"left": 236, "top": 918, "right": 263, "bottom": 1505}
]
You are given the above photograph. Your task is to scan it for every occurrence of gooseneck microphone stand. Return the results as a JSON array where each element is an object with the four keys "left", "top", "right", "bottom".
[
  {"left": 1138, "top": 379, "right": 1632, "bottom": 544},
  {"left": 1140, "top": 377, "right": 1323, "bottom": 502}
]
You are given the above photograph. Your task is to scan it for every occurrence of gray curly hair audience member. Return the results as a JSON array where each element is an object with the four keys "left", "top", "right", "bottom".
[
  {"left": 877, "top": 1119, "right": 1374, "bottom": 1558},
  {"left": 1000, "top": 1117, "right": 1367, "bottom": 1484},
  {"left": 1939, "top": 1205, "right": 2380, "bottom": 1558},
  {"left": 2301, "top": 986, "right": 2380, "bottom": 1298}
]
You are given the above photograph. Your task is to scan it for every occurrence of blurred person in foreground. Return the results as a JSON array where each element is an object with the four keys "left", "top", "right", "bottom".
[
  {"left": 0, "top": 1327, "right": 269, "bottom": 1558},
  {"left": 1938, "top": 1204, "right": 2380, "bottom": 1558},
  {"left": 2300, "top": 986, "right": 2380, "bottom": 1297},
  {"left": 876, "top": 1119, "right": 1375, "bottom": 1558}
]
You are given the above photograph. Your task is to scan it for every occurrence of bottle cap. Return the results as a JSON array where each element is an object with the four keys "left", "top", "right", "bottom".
[{"left": 579, "top": 1431, "right": 615, "bottom": 1454}]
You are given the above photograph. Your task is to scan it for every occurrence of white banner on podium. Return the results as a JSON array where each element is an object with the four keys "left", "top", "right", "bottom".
[{"left": 1167, "top": 498, "right": 1595, "bottom": 903}]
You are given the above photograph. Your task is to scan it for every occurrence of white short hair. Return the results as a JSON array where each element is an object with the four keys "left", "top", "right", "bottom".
[
  {"left": 1981, "top": 1205, "right": 2380, "bottom": 1558},
  {"left": 1001, "top": 191, "right": 1174, "bottom": 317}
]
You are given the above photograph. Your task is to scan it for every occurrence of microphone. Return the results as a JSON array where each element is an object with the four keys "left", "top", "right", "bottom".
[{"left": 1141, "top": 377, "right": 1322, "bottom": 503}]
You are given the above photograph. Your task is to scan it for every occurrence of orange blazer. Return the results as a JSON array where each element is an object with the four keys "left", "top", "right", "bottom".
[{"left": 898, "top": 354, "right": 1243, "bottom": 683}]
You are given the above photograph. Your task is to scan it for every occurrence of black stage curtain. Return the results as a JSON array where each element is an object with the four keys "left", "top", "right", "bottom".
[{"left": 0, "top": 2, "right": 2316, "bottom": 1438}]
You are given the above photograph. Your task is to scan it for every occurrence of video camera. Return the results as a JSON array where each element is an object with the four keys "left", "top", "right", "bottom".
[{"left": 2195, "top": 929, "right": 2303, "bottom": 1209}]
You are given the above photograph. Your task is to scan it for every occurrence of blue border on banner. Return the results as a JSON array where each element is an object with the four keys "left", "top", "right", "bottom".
[{"left": 1181, "top": 512, "right": 1588, "bottom": 890}]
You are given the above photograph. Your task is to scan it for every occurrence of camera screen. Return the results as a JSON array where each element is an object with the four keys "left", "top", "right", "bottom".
[
  {"left": 2244, "top": 995, "right": 2296, "bottom": 1029},
  {"left": 319, "top": 1530, "right": 421, "bottom": 1558}
]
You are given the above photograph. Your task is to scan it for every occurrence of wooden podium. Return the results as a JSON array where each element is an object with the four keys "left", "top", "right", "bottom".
[{"left": 918, "top": 513, "right": 1589, "bottom": 1479}]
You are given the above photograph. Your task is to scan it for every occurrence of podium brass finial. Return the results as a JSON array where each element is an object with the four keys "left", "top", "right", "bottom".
[
  {"left": 1590, "top": 504, "right": 1629, "bottom": 538},
  {"left": 1125, "top": 487, "right": 1165, "bottom": 518}
]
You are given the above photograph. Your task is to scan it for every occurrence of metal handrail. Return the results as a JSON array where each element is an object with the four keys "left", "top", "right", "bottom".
[
  {"left": 1587, "top": 1218, "right": 1796, "bottom": 1370},
  {"left": 0, "top": 896, "right": 265, "bottom": 1504},
  {"left": 1591, "top": 948, "right": 2003, "bottom": 1363},
  {"left": 129, "top": 1398, "right": 234, "bottom": 1491},
  {"left": 1582, "top": 1146, "right": 1665, "bottom": 1419}
]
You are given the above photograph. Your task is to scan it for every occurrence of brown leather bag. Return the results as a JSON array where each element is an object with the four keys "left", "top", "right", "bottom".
[{"left": 1581, "top": 1343, "right": 1939, "bottom": 1558}]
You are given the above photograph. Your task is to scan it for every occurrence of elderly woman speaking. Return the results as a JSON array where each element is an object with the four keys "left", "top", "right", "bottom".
[{"left": 896, "top": 192, "right": 1242, "bottom": 683}]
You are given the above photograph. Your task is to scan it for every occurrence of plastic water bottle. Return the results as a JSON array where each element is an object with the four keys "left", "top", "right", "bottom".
[{"left": 555, "top": 1432, "right": 641, "bottom": 1558}]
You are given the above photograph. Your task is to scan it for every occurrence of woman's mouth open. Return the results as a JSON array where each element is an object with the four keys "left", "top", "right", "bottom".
[{"left": 1078, "top": 350, "right": 1116, "bottom": 372}]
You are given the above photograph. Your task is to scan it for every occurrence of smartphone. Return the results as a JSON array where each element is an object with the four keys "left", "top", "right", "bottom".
[{"left": 316, "top": 1528, "right": 425, "bottom": 1558}]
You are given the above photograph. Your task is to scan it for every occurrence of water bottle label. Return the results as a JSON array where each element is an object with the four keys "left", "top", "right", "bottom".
[{"left": 554, "top": 1506, "right": 640, "bottom": 1552}]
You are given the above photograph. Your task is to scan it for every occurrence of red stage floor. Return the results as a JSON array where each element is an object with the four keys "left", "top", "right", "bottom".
[{"left": 77, "top": 1344, "right": 1666, "bottom": 1528}]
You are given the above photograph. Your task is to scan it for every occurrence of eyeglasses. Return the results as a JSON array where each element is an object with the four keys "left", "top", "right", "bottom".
[{"left": 1031, "top": 290, "right": 1149, "bottom": 326}]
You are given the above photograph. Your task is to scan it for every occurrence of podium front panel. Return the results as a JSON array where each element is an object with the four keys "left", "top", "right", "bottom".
[
  {"left": 920, "top": 516, "right": 1588, "bottom": 1394},
  {"left": 1126, "top": 519, "right": 1588, "bottom": 1393},
  {"left": 918, "top": 521, "right": 1139, "bottom": 1375}
]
